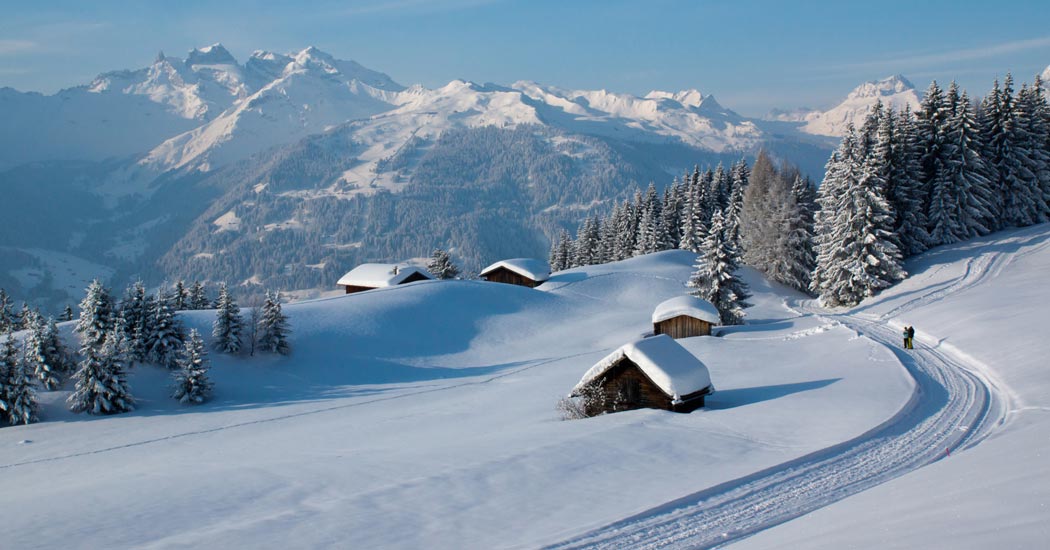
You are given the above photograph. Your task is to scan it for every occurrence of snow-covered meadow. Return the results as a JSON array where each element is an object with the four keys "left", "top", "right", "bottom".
[{"left": 1, "top": 251, "right": 913, "bottom": 549}]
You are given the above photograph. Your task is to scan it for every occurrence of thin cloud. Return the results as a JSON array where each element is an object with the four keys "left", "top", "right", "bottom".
[
  {"left": 836, "top": 36, "right": 1050, "bottom": 72},
  {"left": 0, "top": 40, "right": 38, "bottom": 56}
]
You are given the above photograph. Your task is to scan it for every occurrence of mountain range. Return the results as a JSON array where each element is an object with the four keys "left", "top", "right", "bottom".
[{"left": 0, "top": 44, "right": 932, "bottom": 309}]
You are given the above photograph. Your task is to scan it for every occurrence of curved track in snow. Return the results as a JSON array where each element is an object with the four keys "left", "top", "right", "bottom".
[{"left": 546, "top": 245, "right": 1017, "bottom": 550}]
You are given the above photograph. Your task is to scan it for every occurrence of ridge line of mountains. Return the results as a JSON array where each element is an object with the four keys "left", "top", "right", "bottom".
[{"left": 0, "top": 43, "right": 973, "bottom": 310}]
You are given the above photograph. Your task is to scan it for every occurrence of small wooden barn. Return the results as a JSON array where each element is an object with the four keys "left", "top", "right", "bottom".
[
  {"left": 571, "top": 334, "right": 714, "bottom": 415},
  {"left": 336, "top": 264, "right": 432, "bottom": 294},
  {"left": 652, "top": 295, "right": 721, "bottom": 338},
  {"left": 479, "top": 258, "right": 551, "bottom": 288}
]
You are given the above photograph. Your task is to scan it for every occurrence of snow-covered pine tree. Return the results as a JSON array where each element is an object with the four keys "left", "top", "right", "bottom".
[
  {"left": 172, "top": 280, "right": 188, "bottom": 311},
  {"left": 120, "top": 281, "right": 150, "bottom": 363},
  {"left": 634, "top": 183, "right": 665, "bottom": 255},
  {"left": 67, "top": 325, "right": 134, "bottom": 415},
  {"left": 991, "top": 74, "right": 1041, "bottom": 227},
  {"left": 61, "top": 305, "right": 74, "bottom": 322},
  {"left": 573, "top": 215, "right": 601, "bottom": 266},
  {"left": 811, "top": 124, "right": 906, "bottom": 306},
  {"left": 1016, "top": 83, "right": 1050, "bottom": 221},
  {"left": 687, "top": 210, "right": 750, "bottom": 325},
  {"left": 14, "top": 302, "right": 32, "bottom": 331},
  {"left": 145, "top": 289, "right": 185, "bottom": 369},
  {"left": 75, "top": 280, "right": 114, "bottom": 350},
  {"left": 427, "top": 249, "right": 461, "bottom": 280},
  {"left": 892, "top": 106, "right": 932, "bottom": 255},
  {"left": 551, "top": 229, "right": 572, "bottom": 271},
  {"left": 710, "top": 164, "right": 729, "bottom": 214},
  {"left": 172, "top": 329, "right": 213, "bottom": 405},
  {"left": 0, "top": 334, "right": 37, "bottom": 425},
  {"left": 678, "top": 179, "right": 705, "bottom": 253},
  {"left": 257, "top": 291, "right": 291, "bottom": 355},
  {"left": 189, "top": 281, "right": 210, "bottom": 310},
  {"left": 661, "top": 180, "right": 683, "bottom": 250},
  {"left": 23, "top": 315, "right": 62, "bottom": 390},
  {"left": 613, "top": 199, "right": 637, "bottom": 261},
  {"left": 212, "top": 283, "right": 243, "bottom": 354},
  {"left": 725, "top": 160, "right": 749, "bottom": 250},
  {"left": 0, "top": 289, "right": 12, "bottom": 333},
  {"left": 929, "top": 89, "right": 993, "bottom": 244}
]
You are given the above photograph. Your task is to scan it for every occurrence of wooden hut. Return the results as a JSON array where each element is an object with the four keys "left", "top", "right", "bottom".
[
  {"left": 652, "top": 295, "right": 721, "bottom": 338},
  {"left": 570, "top": 334, "right": 714, "bottom": 415},
  {"left": 336, "top": 263, "right": 432, "bottom": 294},
  {"left": 479, "top": 258, "right": 550, "bottom": 288}
]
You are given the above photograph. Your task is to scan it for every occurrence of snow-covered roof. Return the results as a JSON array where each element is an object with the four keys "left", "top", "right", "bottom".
[
  {"left": 337, "top": 264, "right": 432, "bottom": 288},
  {"left": 572, "top": 334, "right": 713, "bottom": 399},
  {"left": 479, "top": 258, "right": 551, "bottom": 282},
  {"left": 652, "top": 295, "right": 721, "bottom": 325}
]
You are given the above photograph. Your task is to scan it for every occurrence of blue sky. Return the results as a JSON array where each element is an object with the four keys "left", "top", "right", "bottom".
[{"left": 1, "top": 0, "right": 1048, "bottom": 116}]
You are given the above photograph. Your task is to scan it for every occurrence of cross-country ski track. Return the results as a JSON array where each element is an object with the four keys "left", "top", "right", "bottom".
[{"left": 547, "top": 245, "right": 1017, "bottom": 550}]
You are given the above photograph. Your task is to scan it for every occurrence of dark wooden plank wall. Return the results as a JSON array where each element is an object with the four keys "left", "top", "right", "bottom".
[
  {"left": 483, "top": 267, "right": 539, "bottom": 288},
  {"left": 654, "top": 315, "right": 712, "bottom": 338}
]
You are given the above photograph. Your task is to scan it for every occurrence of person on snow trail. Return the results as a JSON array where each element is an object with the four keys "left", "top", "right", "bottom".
[
  {"left": 907, "top": 326, "right": 915, "bottom": 349},
  {"left": 902, "top": 326, "right": 911, "bottom": 349}
]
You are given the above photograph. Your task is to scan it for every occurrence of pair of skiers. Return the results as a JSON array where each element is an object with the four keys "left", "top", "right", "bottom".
[{"left": 902, "top": 326, "right": 915, "bottom": 349}]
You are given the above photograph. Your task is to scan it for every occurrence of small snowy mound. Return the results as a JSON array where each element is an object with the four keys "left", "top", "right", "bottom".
[
  {"left": 573, "top": 334, "right": 713, "bottom": 399},
  {"left": 652, "top": 295, "right": 721, "bottom": 325},
  {"left": 480, "top": 258, "right": 551, "bottom": 282}
]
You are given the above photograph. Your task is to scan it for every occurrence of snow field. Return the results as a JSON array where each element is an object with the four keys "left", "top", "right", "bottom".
[{"left": 1, "top": 251, "right": 912, "bottom": 549}]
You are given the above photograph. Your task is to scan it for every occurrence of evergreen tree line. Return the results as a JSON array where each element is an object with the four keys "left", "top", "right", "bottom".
[
  {"left": 552, "top": 156, "right": 815, "bottom": 323},
  {"left": 0, "top": 279, "right": 292, "bottom": 426},
  {"left": 813, "top": 74, "right": 1050, "bottom": 306}
]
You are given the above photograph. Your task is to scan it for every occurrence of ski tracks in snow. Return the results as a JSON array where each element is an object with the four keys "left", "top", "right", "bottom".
[{"left": 546, "top": 239, "right": 1023, "bottom": 550}]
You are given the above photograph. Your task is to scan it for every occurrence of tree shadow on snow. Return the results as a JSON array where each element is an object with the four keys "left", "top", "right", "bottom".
[{"left": 706, "top": 378, "right": 841, "bottom": 410}]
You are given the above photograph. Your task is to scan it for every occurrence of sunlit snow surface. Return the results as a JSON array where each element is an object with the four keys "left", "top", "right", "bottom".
[{"left": 0, "top": 250, "right": 916, "bottom": 548}]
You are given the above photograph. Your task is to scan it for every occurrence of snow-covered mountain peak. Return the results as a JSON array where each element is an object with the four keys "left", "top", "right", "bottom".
[
  {"left": 645, "top": 89, "right": 705, "bottom": 108},
  {"left": 846, "top": 74, "right": 915, "bottom": 100},
  {"left": 801, "top": 74, "right": 921, "bottom": 137},
  {"left": 186, "top": 43, "right": 237, "bottom": 67}
]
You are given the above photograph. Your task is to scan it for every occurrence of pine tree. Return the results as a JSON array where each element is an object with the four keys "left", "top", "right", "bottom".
[
  {"left": 613, "top": 199, "right": 638, "bottom": 261},
  {"left": 67, "top": 325, "right": 134, "bottom": 415},
  {"left": 172, "top": 280, "right": 188, "bottom": 311},
  {"left": 811, "top": 124, "right": 906, "bottom": 306},
  {"left": 75, "top": 280, "right": 114, "bottom": 350},
  {"left": 992, "top": 74, "right": 1041, "bottom": 227},
  {"left": 574, "top": 215, "right": 602, "bottom": 266},
  {"left": 426, "top": 249, "right": 461, "bottom": 280},
  {"left": 14, "top": 302, "right": 32, "bottom": 331},
  {"left": 766, "top": 175, "right": 817, "bottom": 293},
  {"left": 0, "top": 289, "right": 13, "bottom": 333},
  {"left": 1016, "top": 83, "right": 1050, "bottom": 221},
  {"left": 189, "top": 281, "right": 210, "bottom": 310},
  {"left": 0, "top": 334, "right": 37, "bottom": 425},
  {"left": 552, "top": 229, "right": 573, "bottom": 271},
  {"left": 929, "top": 89, "right": 993, "bottom": 244},
  {"left": 634, "top": 183, "right": 665, "bottom": 255},
  {"left": 257, "top": 291, "right": 291, "bottom": 355},
  {"left": 661, "top": 180, "right": 683, "bottom": 250},
  {"left": 172, "top": 329, "right": 213, "bottom": 405},
  {"left": 212, "top": 283, "right": 243, "bottom": 354},
  {"left": 598, "top": 205, "right": 620, "bottom": 264},
  {"left": 120, "top": 281, "right": 150, "bottom": 363},
  {"left": 23, "top": 315, "right": 64, "bottom": 390},
  {"left": 61, "top": 305, "right": 74, "bottom": 322},
  {"left": 892, "top": 106, "right": 932, "bottom": 254},
  {"left": 145, "top": 289, "right": 185, "bottom": 369},
  {"left": 687, "top": 210, "right": 750, "bottom": 325}
]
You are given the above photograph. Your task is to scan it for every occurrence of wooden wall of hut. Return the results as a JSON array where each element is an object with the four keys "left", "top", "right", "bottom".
[
  {"left": 653, "top": 315, "right": 712, "bottom": 338},
  {"left": 584, "top": 359, "right": 674, "bottom": 416},
  {"left": 483, "top": 267, "right": 539, "bottom": 288}
]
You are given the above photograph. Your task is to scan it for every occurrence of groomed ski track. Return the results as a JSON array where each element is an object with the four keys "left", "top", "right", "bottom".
[{"left": 546, "top": 240, "right": 1024, "bottom": 550}]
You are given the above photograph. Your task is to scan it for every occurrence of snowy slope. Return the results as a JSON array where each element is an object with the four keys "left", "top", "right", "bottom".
[
  {"left": 737, "top": 223, "right": 1050, "bottom": 550},
  {"left": 0, "top": 251, "right": 913, "bottom": 549},
  {"left": 802, "top": 75, "right": 921, "bottom": 137}
]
